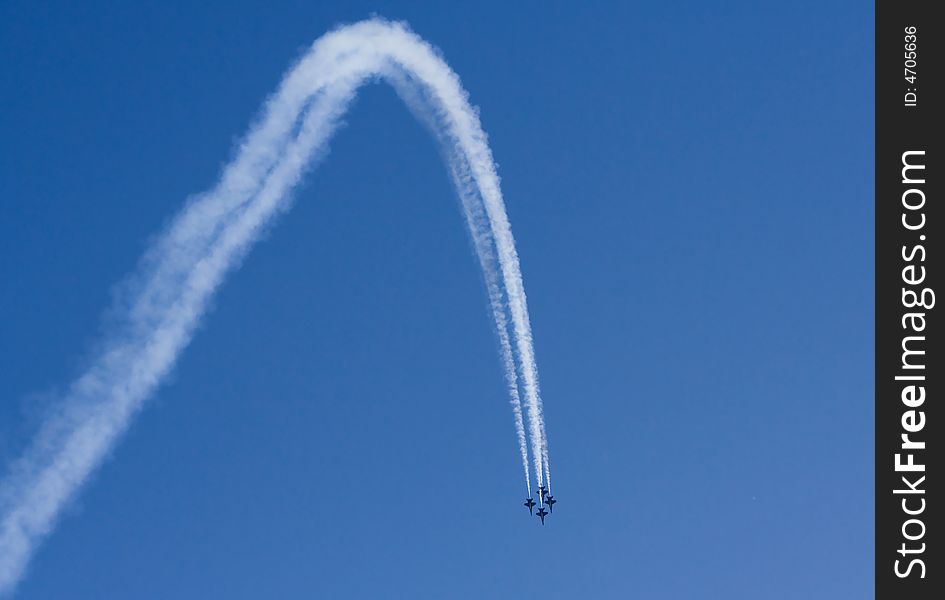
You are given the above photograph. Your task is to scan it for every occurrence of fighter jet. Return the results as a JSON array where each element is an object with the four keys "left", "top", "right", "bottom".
[
  {"left": 536, "top": 506, "right": 548, "bottom": 525},
  {"left": 545, "top": 495, "right": 557, "bottom": 513},
  {"left": 523, "top": 497, "right": 536, "bottom": 515},
  {"left": 538, "top": 486, "right": 548, "bottom": 501}
]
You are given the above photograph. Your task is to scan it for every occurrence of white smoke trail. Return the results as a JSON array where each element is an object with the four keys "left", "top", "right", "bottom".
[
  {"left": 452, "top": 164, "right": 532, "bottom": 497},
  {"left": 0, "top": 18, "right": 549, "bottom": 593},
  {"left": 376, "top": 36, "right": 549, "bottom": 493},
  {"left": 448, "top": 158, "right": 532, "bottom": 496},
  {"left": 384, "top": 71, "right": 533, "bottom": 496}
]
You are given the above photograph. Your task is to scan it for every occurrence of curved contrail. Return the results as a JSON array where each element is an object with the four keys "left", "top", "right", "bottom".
[
  {"left": 0, "top": 18, "right": 550, "bottom": 594},
  {"left": 383, "top": 70, "right": 534, "bottom": 496}
]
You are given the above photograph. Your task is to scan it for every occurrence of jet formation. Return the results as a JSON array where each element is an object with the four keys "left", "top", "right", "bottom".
[{"left": 523, "top": 486, "right": 557, "bottom": 525}]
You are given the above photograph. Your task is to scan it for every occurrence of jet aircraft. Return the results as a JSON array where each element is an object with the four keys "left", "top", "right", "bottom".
[
  {"left": 545, "top": 495, "right": 556, "bottom": 513},
  {"left": 523, "top": 497, "right": 536, "bottom": 515},
  {"left": 536, "top": 506, "right": 548, "bottom": 525}
]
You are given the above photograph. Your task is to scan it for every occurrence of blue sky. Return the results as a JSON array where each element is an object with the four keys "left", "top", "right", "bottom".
[{"left": 0, "top": 1, "right": 872, "bottom": 598}]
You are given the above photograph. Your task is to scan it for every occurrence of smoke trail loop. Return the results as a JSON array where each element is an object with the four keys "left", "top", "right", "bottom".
[{"left": 0, "top": 19, "right": 550, "bottom": 595}]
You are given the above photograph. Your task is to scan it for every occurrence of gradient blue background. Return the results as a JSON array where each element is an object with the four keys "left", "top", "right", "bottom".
[{"left": 0, "top": 1, "right": 873, "bottom": 598}]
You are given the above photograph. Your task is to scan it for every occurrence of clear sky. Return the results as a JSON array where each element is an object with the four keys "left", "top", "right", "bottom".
[{"left": 0, "top": 1, "right": 872, "bottom": 598}]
